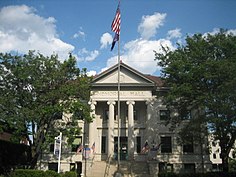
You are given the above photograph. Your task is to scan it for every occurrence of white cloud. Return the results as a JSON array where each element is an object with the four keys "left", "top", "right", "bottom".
[
  {"left": 138, "top": 12, "right": 166, "bottom": 40},
  {"left": 73, "top": 28, "right": 86, "bottom": 40},
  {"left": 204, "top": 28, "right": 236, "bottom": 36},
  {"left": 0, "top": 5, "right": 74, "bottom": 60},
  {"left": 100, "top": 33, "right": 113, "bottom": 49},
  {"left": 101, "top": 12, "right": 174, "bottom": 75},
  {"left": 105, "top": 38, "right": 175, "bottom": 74},
  {"left": 87, "top": 70, "right": 97, "bottom": 76},
  {"left": 78, "top": 48, "right": 99, "bottom": 62},
  {"left": 227, "top": 29, "right": 236, "bottom": 35},
  {"left": 167, "top": 28, "right": 182, "bottom": 39}
]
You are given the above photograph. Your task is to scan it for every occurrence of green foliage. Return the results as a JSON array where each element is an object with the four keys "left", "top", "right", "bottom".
[
  {"left": 0, "top": 51, "right": 92, "bottom": 169},
  {"left": 158, "top": 172, "right": 236, "bottom": 177},
  {"left": 159, "top": 172, "right": 178, "bottom": 177},
  {"left": 229, "top": 158, "right": 236, "bottom": 172},
  {"left": 0, "top": 140, "right": 31, "bottom": 175},
  {"left": 9, "top": 169, "right": 60, "bottom": 177},
  {"left": 155, "top": 29, "right": 236, "bottom": 172},
  {"left": 10, "top": 169, "right": 44, "bottom": 177},
  {"left": 9, "top": 169, "right": 77, "bottom": 177},
  {"left": 61, "top": 171, "right": 77, "bottom": 177}
]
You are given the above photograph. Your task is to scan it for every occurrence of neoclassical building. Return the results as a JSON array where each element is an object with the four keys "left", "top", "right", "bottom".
[
  {"left": 40, "top": 62, "right": 213, "bottom": 176},
  {"left": 88, "top": 62, "right": 164, "bottom": 161}
]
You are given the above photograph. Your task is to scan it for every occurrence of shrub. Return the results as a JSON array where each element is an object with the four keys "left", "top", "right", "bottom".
[
  {"left": 10, "top": 169, "right": 44, "bottom": 177},
  {"left": 159, "top": 172, "right": 178, "bottom": 177},
  {"left": 44, "top": 170, "right": 60, "bottom": 177},
  {"left": 158, "top": 172, "right": 236, "bottom": 177},
  {"left": 9, "top": 169, "right": 60, "bottom": 177},
  {"left": 61, "top": 171, "right": 77, "bottom": 177}
]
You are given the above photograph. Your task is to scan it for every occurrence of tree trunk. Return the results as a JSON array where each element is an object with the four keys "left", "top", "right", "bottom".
[
  {"left": 29, "top": 128, "right": 46, "bottom": 169},
  {"left": 30, "top": 152, "right": 40, "bottom": 169},
  {"left": 222, "top": 154, "right": 229, "bottom": 172},
  {"left": 219, "top": 140, "right": 230, "bottom": 172},
  {"left": 220, "top": 134, "right": 236, "bottom": 172}
]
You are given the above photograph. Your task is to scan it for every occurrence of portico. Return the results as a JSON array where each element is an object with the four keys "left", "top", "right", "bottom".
[{"left": 88, "top": 63, "right": 156, "bottom": 160}]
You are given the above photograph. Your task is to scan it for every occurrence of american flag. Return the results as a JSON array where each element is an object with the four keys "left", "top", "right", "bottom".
[
  {"left": 111, "top": 2, "right": 121, "bottom": 51},
  {"left": 111, "top": 3, "right": 120, "bottom": 35},
  {"left": 77, "top": 144, "right": 83, "bottom": 154},
  {"left": 141, "top": 141, "right": 150, "bottom": 154}
]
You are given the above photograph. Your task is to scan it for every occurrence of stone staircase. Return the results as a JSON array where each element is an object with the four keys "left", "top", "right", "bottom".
[
  {"left": 87, "top": 160, "right": 117, "bottom": 177},
  {"left": 130, "top": 161, "right": 151, "bottom": 177},
  {"left": 86, "top": 160, "right": 151, "bottom": 177}
]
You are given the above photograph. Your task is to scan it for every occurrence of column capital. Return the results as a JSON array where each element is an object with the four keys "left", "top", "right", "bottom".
[
  {"left": 107, "top": 100, "right": 116, "bottom": 105},
  {"left": 88, "top": 100, "right": 97, "bottom": 106},
  {"left": 126, "top": 100, "right": 135, "bottom": 105}
]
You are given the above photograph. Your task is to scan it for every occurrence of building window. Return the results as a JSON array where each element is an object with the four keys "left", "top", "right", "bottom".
[
  {"left": 183, "top": 142, "right": 194, "bottom": 153},
  {"left": 136, "top": 137, "right": 141, "bottom": 153},
  {"left": 212, "top": 141, "right": 217, "bottom": 147},
  {"left": 212, "top": 164, "right": 223, "bottom": 172},
  {"left": 166, "top": 164, "right": 173, "bottom": 173},
  {"left": 213, "top": 153, "right": 217, "bottom": 159},
  {"left": 160, "top": 110, "right": 170, "bottom": 121},
  {"left": 161, "top": 136, "right": 172, "bottom": 153},
  {"left": 49, "top": 144, "right": 54, "bottom": 152},
  {"left": 184, "top": 163, "right": 195, "bottom": 173},
  {"left": 159, "top": 163, "right": 173, "bottom": 173},
  {"left": 212, "top": 164, "right": 217, "bottom": 171},
  {"left": 101, "top": 136, "right": 106, "bottom": 153},
  {"left": 71, "top": 136, "right": 82, "bottom": 152},
  {"left": 48, "top": 162, "right": 58, "bottom": 172}
]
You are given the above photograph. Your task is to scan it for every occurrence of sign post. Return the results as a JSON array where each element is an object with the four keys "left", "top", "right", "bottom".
[{"left": 54, "top": 132, "right": 62, "bottom": 173}]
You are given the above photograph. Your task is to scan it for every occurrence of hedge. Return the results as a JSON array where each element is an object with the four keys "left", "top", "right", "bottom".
[
  {"left": 159, "top": 172, "right": 236, "bottom": 177},
  {"left": 9, "top": 169, "right": 77, "bottom": 177}
]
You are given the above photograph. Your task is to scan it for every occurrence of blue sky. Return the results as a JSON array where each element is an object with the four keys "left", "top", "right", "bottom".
[{"left": 0, "top": 0, "right": 236, "bottom": 76}]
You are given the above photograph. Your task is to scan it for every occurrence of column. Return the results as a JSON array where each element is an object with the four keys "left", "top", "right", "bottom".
[
  {"left": 107, "top": 100, "right": 116, "bottom": 156},
  {"left": 88, "top": 101, "right": 97, "bottom": 148},
  {"left": 145, "top": 99, "right": 155, "bottom": 144},
  {"left": 126, "top": 100, "right": 135, "bottom": 160}
]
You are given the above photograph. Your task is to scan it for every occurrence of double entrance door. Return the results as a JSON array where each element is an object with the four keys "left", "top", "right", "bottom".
[{"left": 114, "top": 136, "right": 128, "bottom": 160}]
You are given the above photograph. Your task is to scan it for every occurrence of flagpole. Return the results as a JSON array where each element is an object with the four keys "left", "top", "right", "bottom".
[
  {"left": 111, "top": 1, "right": 121, "bottom": 171},
  {"left": 117, "top": 29, "right": 121, "bottom": 171}
]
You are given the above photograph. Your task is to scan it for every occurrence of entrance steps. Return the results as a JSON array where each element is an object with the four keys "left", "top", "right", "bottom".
[
  {"left": 86, "top": 160, "right": 117, "bottom": 177},
  {"left": 86, "top": 160, "right": 151, "bottom": 177},
  {"left": 130, "top": 161, "right": 150, "bottom": 177}
]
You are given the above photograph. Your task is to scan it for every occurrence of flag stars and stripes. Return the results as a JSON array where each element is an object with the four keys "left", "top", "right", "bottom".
[
  {"left": 141, "top": 141, "right": 150, "bottom": 154},
  {"left": 111, "top": 6, "right": 121, "bottom": 35},
  {"left": 111, "top": 3, "right": 121, "bottom": 51}
]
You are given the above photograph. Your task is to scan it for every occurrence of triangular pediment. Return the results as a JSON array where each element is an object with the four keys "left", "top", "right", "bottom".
[{"left": 92, "top": 63, "right": 155, "bottom": 87}]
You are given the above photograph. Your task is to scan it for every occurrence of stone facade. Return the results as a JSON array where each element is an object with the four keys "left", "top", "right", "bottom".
[{"left": 39, "top": 63, "right": 215, "bottom": 175}]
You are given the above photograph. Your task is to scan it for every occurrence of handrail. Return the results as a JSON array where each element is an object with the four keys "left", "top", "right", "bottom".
[{"left": 104, "top": 154, "right": 112, "bottom": 177}]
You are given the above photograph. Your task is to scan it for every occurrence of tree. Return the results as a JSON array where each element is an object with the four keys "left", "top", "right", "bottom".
[
  {"left": 0, "top": 51, "right": 92, "bottom": 169},
  {"left": 155, "top": 29, "right": 236, "bottom": 172}
]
